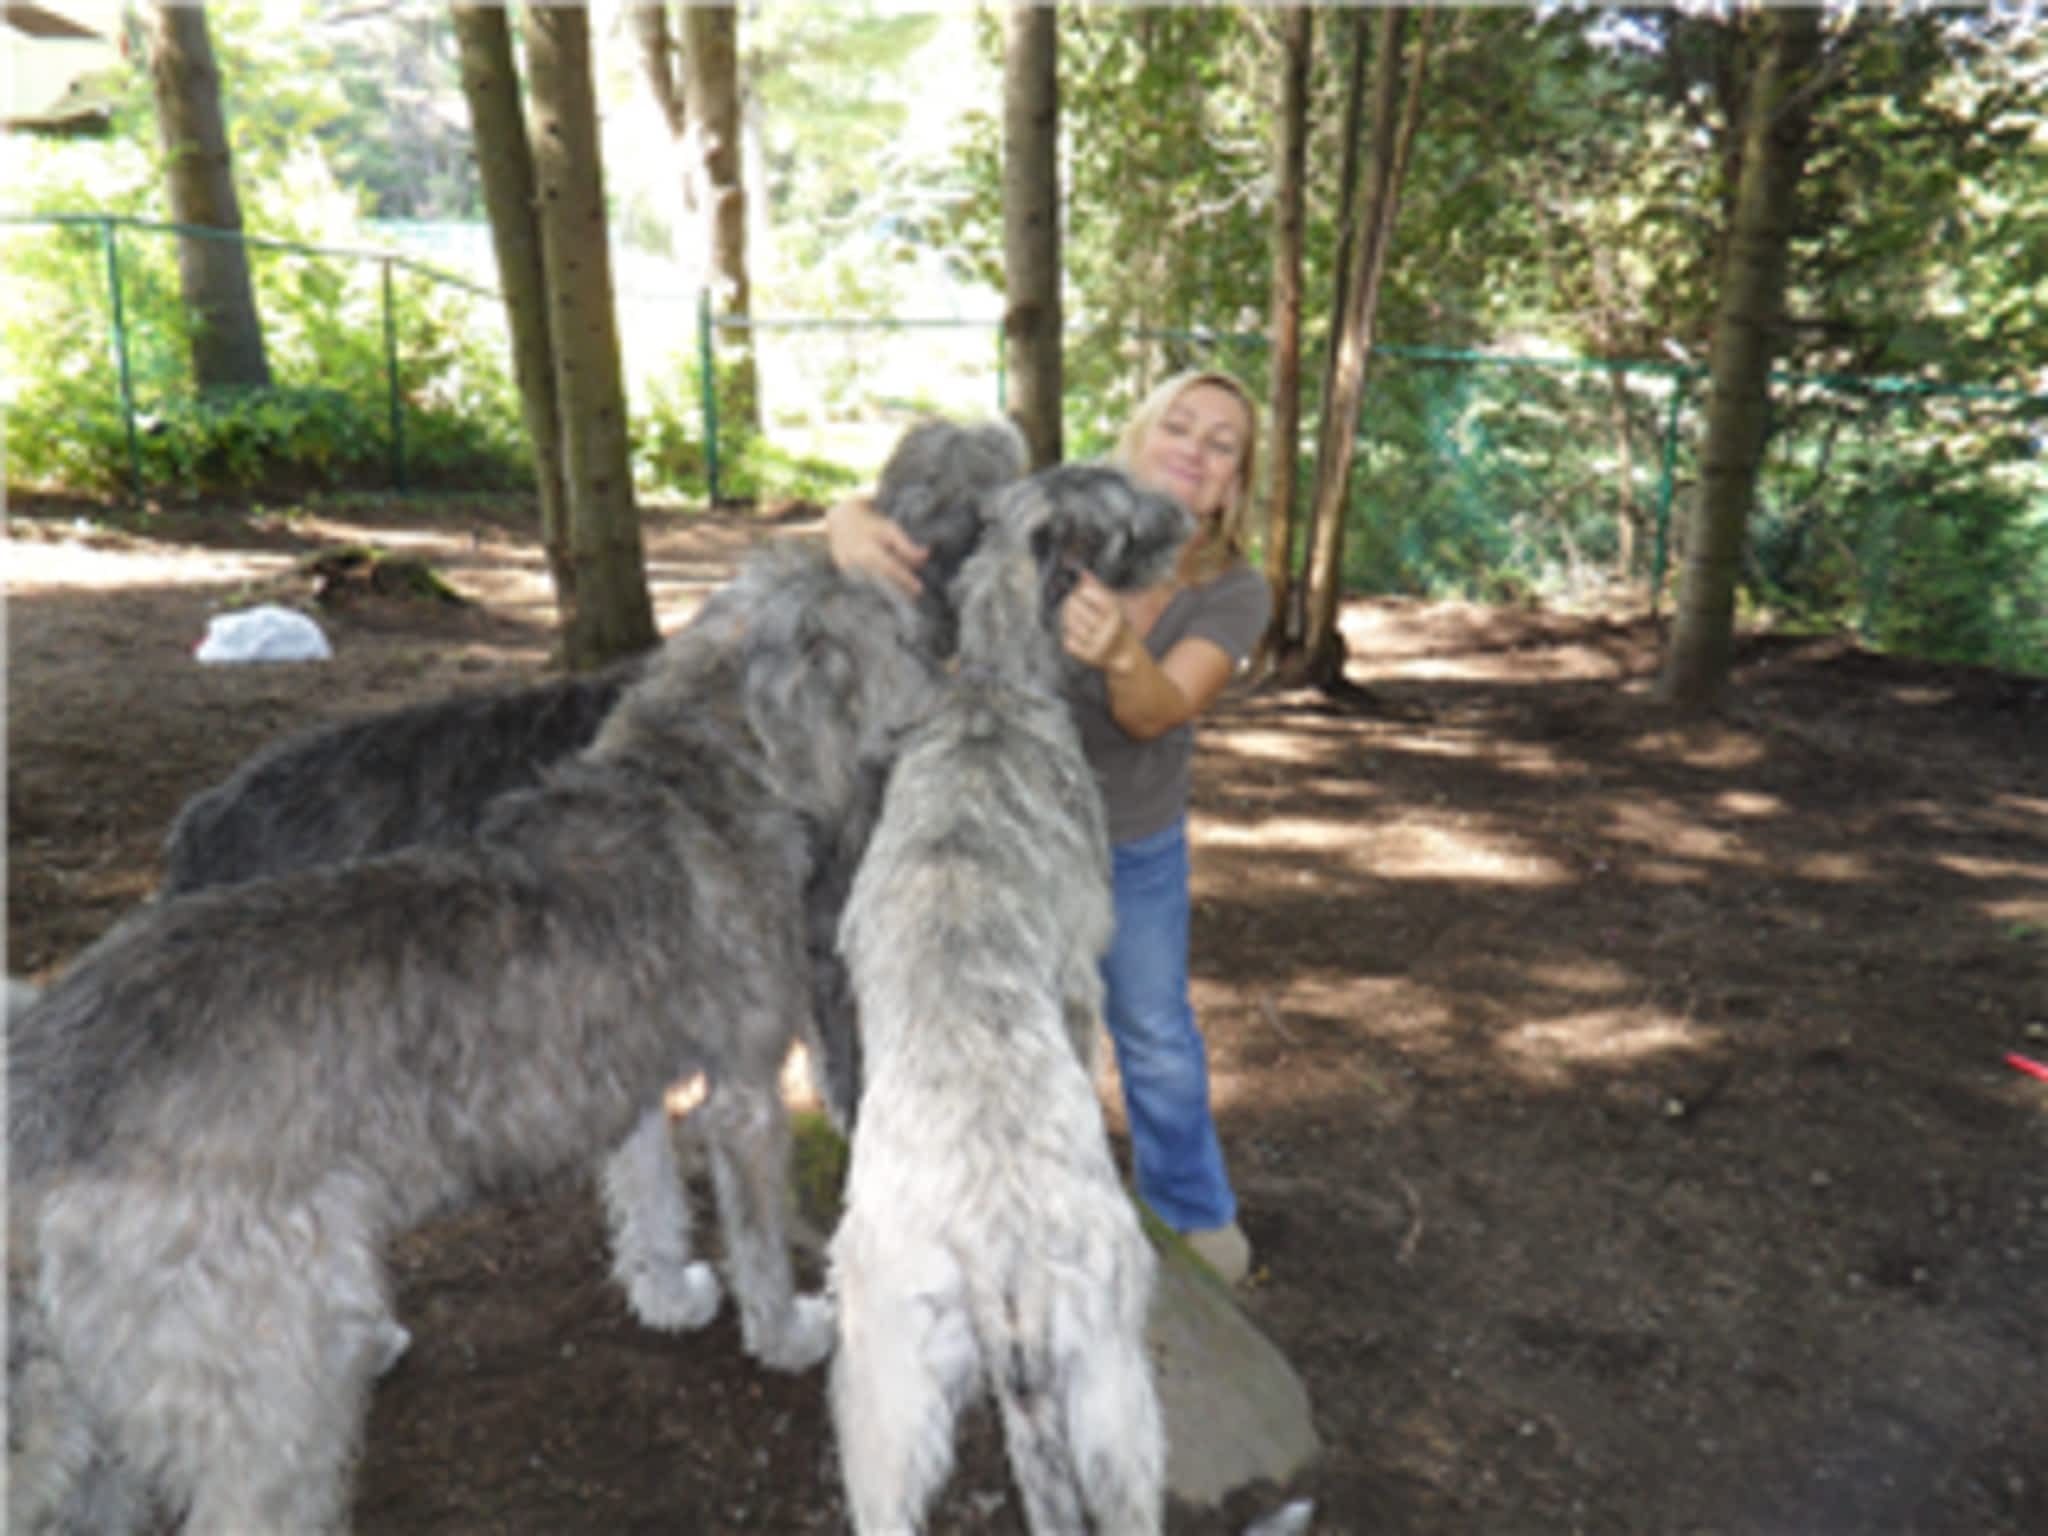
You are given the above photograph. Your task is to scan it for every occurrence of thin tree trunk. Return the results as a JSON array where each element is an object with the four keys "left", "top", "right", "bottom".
[
  {"left": 451, "top": 3, "right": 571, "bottom": 606},
  {"left": 522, "top": 2, "right": 657, "bottom": 670},
  {"left": 1298, "top": 8, "right": 1430, "bottom": 689},
  {"left": 1002, "top": 1, "right": 1061, "bottom": 470},
  {"left": 680, "top": 2, "right": 759, "bottom": 437},
  {"left": 631, "top": 3, "right": 687, "bottom": 141},
  {"left": 142, "top": 0, "right": 270, "bottom": 392},
  {"left": 1659, "top": 8, "right": 1824, "bottom": 711},
  {"left": 1259, "top": 4, "right": 1312, "bottom": 668}
]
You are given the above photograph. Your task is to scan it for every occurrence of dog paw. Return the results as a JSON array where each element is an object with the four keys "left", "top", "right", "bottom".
[
  {"left": 628, "top": 1261, "right": 723, "bottom": 1332},
  {"left": 752, "top": 1292, "right": 836, "bottom": 1373}
]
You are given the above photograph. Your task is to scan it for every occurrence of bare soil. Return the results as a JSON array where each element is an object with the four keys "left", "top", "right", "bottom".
[{"left": 8, "top": 490, "right": 2046, "bottom": 1535}]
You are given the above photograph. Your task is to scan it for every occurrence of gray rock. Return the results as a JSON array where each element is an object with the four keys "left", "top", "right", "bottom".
[{"left": 1146, "top": 1226, "right": 1324, "bottom": 1509}]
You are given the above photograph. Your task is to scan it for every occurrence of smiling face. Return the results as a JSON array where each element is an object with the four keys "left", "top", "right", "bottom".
[{"left": 1127, "top": 381, "right": 1253, "bottom": 525}]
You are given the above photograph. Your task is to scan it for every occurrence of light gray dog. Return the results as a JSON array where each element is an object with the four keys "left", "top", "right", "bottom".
[
  {"left": 6, "top": 532, "right": 956, "bottom": 1534},
  {"left": 830, "top": 465, "right": 1192, "bottom": 1535}
]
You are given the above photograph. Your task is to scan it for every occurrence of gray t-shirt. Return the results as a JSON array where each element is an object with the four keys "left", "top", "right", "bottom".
[{"left": 1065, "top": 559, "right": 1271, "bottom": 846}]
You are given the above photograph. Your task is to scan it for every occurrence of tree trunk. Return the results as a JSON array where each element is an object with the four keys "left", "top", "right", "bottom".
[
  {"left": 1307, "top": 5, "right": 1372, "bottom": 587},
  {"left": 521, "top": 2, "right": 658, "bottom": 671},
  {"left": 1258, "top": 4, "right": 1313, "bottom": 669},
  {"left": 631, "top": 3, "right": 688, "bottom": 142},
  {"left": 679, "top": 3, "right": 760, "bottom": 438},
  {"left": 1658, "top": 8, "right": 1824, "bottom": 712},
  {"left": 142, "top": 0, "right": 270, "bottom": 393},
  {"left": 1002, "top": 1, "right": 1061, "bottom": 471},
  {"left": 451, "top": 3, "right": 572, "bottom": 608},
  {"left": 1294, "top": 8, "right": 1430, "bottom": 690}
]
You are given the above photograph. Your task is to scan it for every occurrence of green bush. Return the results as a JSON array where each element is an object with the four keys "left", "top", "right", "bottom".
[{"left": 2, "top": 217, "right": 527, "bottom": 495}]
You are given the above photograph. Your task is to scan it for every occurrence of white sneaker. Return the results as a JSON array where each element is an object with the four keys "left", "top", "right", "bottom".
[{"left": 1183, "top": 1221, "right": 1252, "bottom": 1286}]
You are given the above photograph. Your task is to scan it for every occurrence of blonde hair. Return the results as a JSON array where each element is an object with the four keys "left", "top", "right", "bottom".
[{"left": 1112, "top": 369, "right": 1261, "bottom": 585}]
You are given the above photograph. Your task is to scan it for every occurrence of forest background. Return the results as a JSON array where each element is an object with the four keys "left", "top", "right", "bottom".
[{"left": 4, "top": 1, "right": 2045, "bottom": 679}]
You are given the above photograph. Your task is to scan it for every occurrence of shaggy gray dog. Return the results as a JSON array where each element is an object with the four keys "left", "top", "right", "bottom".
[
  {"left": 130, "top": 421, "right": 1028, "bottom": 1363},
  {"left": 830, "top": 465, "right": 1192, "bottom": 1535},
  {"left": 156, "top": 415, "right": 1031, "bottom": 1134},
  {"left": 6, "top": 537, "right": 946, "bottom": 1535}
]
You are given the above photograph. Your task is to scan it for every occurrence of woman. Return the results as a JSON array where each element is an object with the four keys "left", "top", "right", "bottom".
[{"left": 826, "top": 371, "right": 1270, "bottom": 1284}]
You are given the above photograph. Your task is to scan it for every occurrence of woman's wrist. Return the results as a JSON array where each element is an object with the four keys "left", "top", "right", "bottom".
[{"left": 1101, "top": 626, "right": 1149, "bottom": 680}]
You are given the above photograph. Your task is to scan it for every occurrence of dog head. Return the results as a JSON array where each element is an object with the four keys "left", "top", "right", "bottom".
[
  {"left": 951, "top": 463, "right": 1194, "bottom": 680},
  {"left": 873, "top": 418, "right": 1028, "bottom": 653}
]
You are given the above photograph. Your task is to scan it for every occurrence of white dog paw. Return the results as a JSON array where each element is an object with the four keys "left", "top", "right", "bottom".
[
  {"left": 752, "top": 1292, "right": 836, "bottom": 1374},
  {"left": 628, "top": 1261, "right": 723, "bottom": 1332}
]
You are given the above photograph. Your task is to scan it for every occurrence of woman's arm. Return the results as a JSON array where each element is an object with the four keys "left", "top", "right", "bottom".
[{"left": 1061, "top": 571, "right": 1236, "bottom": 741}]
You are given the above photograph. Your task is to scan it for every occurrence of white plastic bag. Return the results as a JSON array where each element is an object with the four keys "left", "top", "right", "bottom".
[{"left": 194, "top": 604, "right": 332, "bottom": 664}]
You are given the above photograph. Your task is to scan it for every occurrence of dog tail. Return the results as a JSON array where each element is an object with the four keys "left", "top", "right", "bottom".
[{"left": 977, "top": 1265, "right": 1165, "bottom": 1535}]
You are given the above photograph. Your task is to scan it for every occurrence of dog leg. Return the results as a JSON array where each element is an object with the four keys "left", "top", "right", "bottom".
[
  {"left": 1056, "top": 1293, "right": 1166, "bottom": 1536},
  {"left": 696, "top": 1080, "right": 834, "bottom": 1372},
  {"left": 601, "top": 1105, "right": 722, "bottom": 1331},
  {"left": 988, "top": 1339, "right": 1090, "bottom": 1536},
  {"left": 830, "top": 1240, "right": 979, "bottom": 1535}
]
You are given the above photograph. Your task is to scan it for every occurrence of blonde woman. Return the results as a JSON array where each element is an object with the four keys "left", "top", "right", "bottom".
[{"left": 826, "top": 371, "right": 1271, "bottom": 1284}]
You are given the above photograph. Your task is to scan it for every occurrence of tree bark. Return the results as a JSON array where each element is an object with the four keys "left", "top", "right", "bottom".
[
  {"left": 1002, "top": 1, "right": 1062, "bottom": 470},
  {"left": 1658, "top": 8, "right": 1824, "bottom": 712},
  {"left": 451, "top": 3, "right": 571, "bottom": 607},
  {"left": 1309, "top": 5, "right": 1372, "bottom": 557},
  {"left": 142, "top": 0, "right": 270, "bottom": 392},
  {"left": 1259, "top": 4, "right": 1313, "bottom": 668},
  {"left": 1295, "top": 8, "right": 1430, "bottom": 690},
  {"left": 521, "top": 2, "right": 658, "bottom": 671},
  {"left": 679, "top": 3, "right": 760, "bottom": 437}
]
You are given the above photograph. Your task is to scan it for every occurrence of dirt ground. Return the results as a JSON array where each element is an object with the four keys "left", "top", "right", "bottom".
[{"left": 7, "top": 489, "right": 2046, "bottom": 1535}]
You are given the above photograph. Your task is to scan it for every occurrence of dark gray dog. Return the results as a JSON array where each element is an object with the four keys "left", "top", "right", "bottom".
[
  {"left": 157, "top": 414, "right": 1026, "bottom": 902},
  {"left": 158, "top": 660, "right": 642, "bottom": 896},
  {"left": 6, "top": 526, "right": 964, "bottom": 1534},
  {"left": 155, "top": 416, "right": 1029, "bottom": 1135},
  {"left": 831, "top": 467, "right": 1190, "bottom": 1535},
  {"left": 138, "top": 421, "right": 1027, "bottom": 1359}
]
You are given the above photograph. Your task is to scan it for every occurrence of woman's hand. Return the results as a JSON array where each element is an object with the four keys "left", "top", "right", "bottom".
[
  {"left": 1060, "top": 571, "right": 1143, "bottom": 675},
  {"left": 824, "top": 496, "right": 928, "bottom": 599}
]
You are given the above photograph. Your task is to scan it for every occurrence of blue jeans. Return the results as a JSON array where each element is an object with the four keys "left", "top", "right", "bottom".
[{"left": 1101, "top": 818, "right": 1237, "bottom": 1233}]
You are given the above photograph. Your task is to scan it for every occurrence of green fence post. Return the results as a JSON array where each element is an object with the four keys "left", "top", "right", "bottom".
[
  {"left": 100, "top": 217, "right": 142, "bottom": 497},
  {"left": 382, "top": 258, "right": 405, "bottom": 491},
  {"left": 1649, "top": 367, "right": 1693, "bottom": 616},
  {"left": 698, "top": 288, "right": 721, "bottom": 504}
]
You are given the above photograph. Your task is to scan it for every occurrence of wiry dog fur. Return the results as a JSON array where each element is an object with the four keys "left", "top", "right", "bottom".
[
  {"left": 6, "top": 533, "right": 951, "bottom": 1534},
  {"left": 829, "top": 465, "right": 1192, "bottom": 1535}
]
